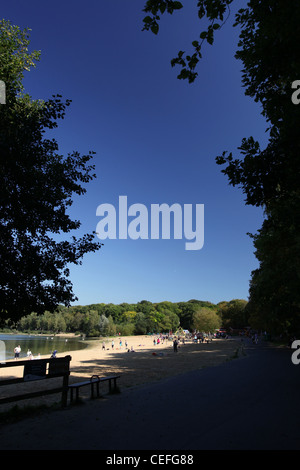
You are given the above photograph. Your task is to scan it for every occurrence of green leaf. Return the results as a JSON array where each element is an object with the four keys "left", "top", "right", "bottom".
[
  {"left": 151, "top": 22, "right": 159, "bottom": 34},
  {"left": 173, "top": 1, "right": 183, "bottom": 10}
]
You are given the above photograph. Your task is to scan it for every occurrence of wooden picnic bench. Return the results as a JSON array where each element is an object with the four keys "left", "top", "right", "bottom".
[
  {"left": 68, "top": 374, "right": 120, "bottom": 404},
  {"left": 0, "top": 355, "right": 71, "bottom": 408}
]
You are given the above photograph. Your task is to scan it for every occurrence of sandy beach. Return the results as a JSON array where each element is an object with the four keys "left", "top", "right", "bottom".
[{"left": 0, "top": 335, "right": 244, "bottom": 413}]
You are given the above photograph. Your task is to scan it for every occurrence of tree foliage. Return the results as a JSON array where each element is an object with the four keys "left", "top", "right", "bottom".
[
  {"left": 215, "top": 1, "right": 300, "bottom": 336},
  {"left": 192, "top": 307, "right": 222, "bottom": 333},
  {"left": 218, "top": 299, "right": 248, "bottom": 329},
  {"left": 0, "top": 20, "right": 102, "bottom": 321},
  {"left": 142, "top": 0, "right": 233, "bottom": 82},
  {"left": 142, "top": 1, "right": 300, "bottom": 336},
  {"left": 11, "top": 299, "right": 236, "bottom": 336}
]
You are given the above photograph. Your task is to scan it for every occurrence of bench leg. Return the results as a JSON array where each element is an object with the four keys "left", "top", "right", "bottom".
[
  {"left": 91, "top": 382, "right": 100, "bottom": 399},
  {"left": 62, "top": 375, "right": 69, "bottom": 408},
  {"left": 69, "top": 388, "right": 76, "bottom": 404},
  {"left": 69, "top": 387, "right": 80, "bottom": 403},
  {"left": 108, "top": 378, "right": 118, "bottom": 393},
  {"left": 69, "top": 388, "right": 78, "bottom": 404}
]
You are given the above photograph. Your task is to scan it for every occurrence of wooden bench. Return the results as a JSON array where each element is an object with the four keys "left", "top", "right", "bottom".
[
  {"left": 68, "top": 374, "right": 120, "bottom": 404},
  {"left": 0, "top": 356, "right": 71, "bottom": 408}
]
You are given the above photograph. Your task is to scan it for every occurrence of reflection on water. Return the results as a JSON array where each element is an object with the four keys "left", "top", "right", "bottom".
[{"left": 0, "top": 334, "right": 87, "bottom": 360}]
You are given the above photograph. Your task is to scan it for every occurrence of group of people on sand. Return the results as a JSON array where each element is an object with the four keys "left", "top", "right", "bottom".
[
  {"left": 14, "top": 345, "right": 41, "bottom": 360},
  {"left": 14, "top": 345, "right": 56, "bottom": 361},
  {"left": 100, "top": 335, "right": 182, "bottom": 355},
  {"left": 101, "top": 338, "right": 135, "bottom": 353}
]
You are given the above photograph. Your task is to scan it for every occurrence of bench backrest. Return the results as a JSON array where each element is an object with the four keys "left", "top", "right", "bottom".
[{"left": 0, "top": 355, "right": 71, "bottom": 407}]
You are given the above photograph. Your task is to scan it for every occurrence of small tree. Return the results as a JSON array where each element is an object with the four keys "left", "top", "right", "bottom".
[
  {"left": 99, "top": 314, "right": 109, "bottom": 336},
  {"left": 106, "top": 315, "right": 117, "bottom": 337},
  {"left": 193, "top": 307, "right": 221, "bottom": 333}
]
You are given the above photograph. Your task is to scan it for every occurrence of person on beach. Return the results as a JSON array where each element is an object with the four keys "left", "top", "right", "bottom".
[
  {"left": 111, "top": 340, "right": 114, "bottom": 349},
  {"left": 14, "top": 345, "right": 21, "bottom": 360},
  {"left": 27, "top": 350, "right": 34, "bottom": 360},
  {"left": 173, "top": 338, "right": 178, "bottom": 353},
  {"left": 102, "top": 341, "right": 106, "bottom": 351}
]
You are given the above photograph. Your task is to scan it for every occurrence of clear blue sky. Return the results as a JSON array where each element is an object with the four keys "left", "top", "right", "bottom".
[{"left": 3, "top": 1, "right": 268, "bottom": 306}]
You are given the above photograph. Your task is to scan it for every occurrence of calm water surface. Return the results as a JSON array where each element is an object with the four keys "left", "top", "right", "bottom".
[{"left": 0, "top": 334, "right": 88, "bottom": 360}]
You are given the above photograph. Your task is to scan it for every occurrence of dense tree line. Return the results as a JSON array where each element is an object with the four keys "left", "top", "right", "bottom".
[{"left": 7, "top": 299, "right": 249, "bottom": 337}]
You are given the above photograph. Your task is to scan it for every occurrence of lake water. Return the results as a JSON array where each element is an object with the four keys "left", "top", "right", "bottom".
[{"left": 0, "top": 334, "right": 88, "bottom": 361}]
